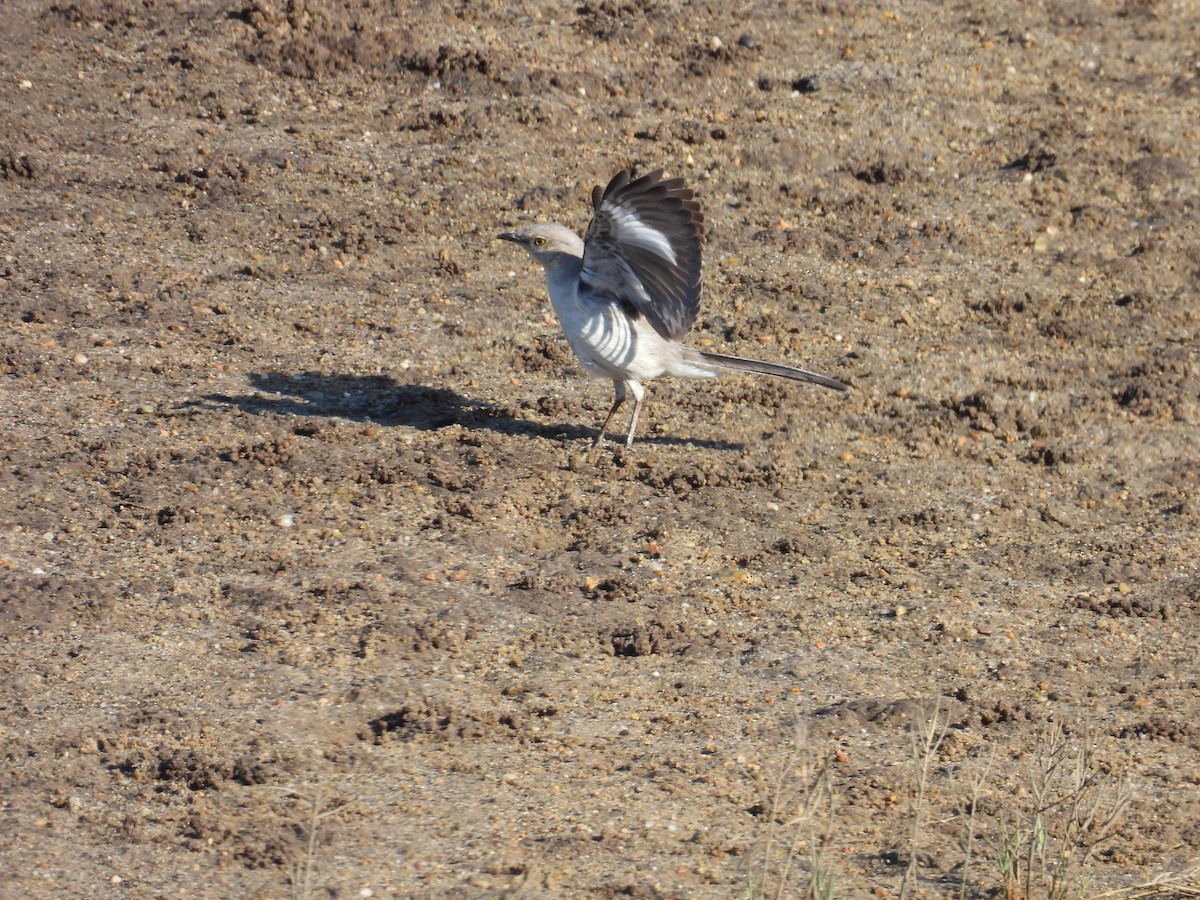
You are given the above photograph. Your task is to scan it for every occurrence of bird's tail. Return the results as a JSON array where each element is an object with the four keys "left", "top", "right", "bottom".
[{"left": 695, "top": 350, "right": 849, "bottom": 391}]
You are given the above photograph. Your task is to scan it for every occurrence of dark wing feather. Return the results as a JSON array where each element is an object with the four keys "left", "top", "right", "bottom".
[{"left": 579, "top": 169, "right": 705, "bottom": 341}]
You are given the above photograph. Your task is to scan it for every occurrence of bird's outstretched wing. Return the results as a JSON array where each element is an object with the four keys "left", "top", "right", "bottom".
[{"left": 579, "top": 169, "right": 705, "bottom": 342}]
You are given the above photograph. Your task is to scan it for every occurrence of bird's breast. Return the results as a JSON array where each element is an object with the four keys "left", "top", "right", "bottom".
[{"left": 551, "top": 288, "right": 667, "bottom": 381}]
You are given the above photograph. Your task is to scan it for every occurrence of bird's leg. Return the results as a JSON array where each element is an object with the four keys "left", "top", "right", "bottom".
[
  {"left": 595, "top": 381, "right": 626, "bottom": 446},
  {"left": 623, "top": 381, "right": 646, "bottom": 447}
]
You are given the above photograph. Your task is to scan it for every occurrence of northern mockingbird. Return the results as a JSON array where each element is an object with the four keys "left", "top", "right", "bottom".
[{"left": 500, "top": 168, "right": 848, "bottom": 446}]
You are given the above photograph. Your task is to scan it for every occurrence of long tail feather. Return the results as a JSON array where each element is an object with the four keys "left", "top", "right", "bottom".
[{"left": 697, "top": 350, "right": 849, "bottom": 391}]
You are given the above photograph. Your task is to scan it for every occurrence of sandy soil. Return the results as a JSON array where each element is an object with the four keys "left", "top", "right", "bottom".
[{"left": 2, "top": 0, "right": 1199, "bottom": 896}]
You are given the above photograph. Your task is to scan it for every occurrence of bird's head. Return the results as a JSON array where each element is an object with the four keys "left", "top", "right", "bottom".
[{"left": 498, "top": 224, "right": 585, "bottom": 269}]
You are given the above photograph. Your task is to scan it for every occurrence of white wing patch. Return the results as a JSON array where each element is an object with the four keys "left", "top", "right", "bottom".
[
  {"left": 582, "top": 305, "right": 635, "bottom": 369},
  {"left": 608, "top": 206, "right": 677, "bottom": 266}
]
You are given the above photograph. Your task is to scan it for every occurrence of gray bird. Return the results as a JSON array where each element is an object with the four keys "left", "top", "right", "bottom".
[{"left": 499, "top": 169, "right": 847, "bottom": 446}]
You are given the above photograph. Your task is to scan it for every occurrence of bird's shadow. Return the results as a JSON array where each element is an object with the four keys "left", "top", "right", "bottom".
[
  {"left": 200, "top": 372, "right": 742, "bottom": 450},
  {"left": 205, "top": 371, "right": 496, "bottom": 431}
]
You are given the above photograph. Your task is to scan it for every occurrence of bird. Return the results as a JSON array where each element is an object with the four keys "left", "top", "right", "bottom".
[{"left": 499, "top": 168, "right": 848, "bottom": 446}]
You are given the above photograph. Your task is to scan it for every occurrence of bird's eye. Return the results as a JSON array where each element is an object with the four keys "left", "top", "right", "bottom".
[{"left": 533, "top": 237, "right": 546, "bottom": 247}]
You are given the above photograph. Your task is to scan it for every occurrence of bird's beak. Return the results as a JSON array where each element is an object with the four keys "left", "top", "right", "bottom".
[{"left": 497, "top": 232, "right": 521, "bottom": 245}]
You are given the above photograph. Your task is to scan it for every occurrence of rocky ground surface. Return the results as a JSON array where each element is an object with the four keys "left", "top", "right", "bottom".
[{"left": 2, "top": 1, "right": 1199, "bottom": 897}]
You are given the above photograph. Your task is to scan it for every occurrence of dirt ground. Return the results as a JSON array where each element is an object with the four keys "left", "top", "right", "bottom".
[{"left": 2, "top": 0, "right": 1198, "bottom": 897}]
